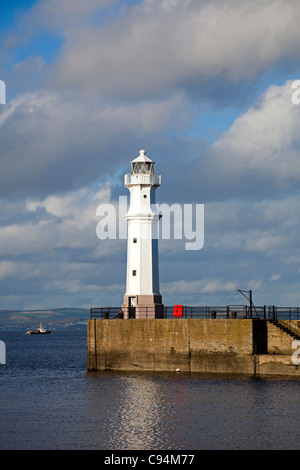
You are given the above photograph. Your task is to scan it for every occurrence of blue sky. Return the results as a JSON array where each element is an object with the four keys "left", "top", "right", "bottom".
[
  {"left": 0, "top": 1, "right": 37, "bottom": 27},
  {"left": 1, "top": 0, "right": 300, "bottom": 310}
]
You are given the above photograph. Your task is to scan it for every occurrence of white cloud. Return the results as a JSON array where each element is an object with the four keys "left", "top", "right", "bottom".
[
  {"left": 0, "top": 89, "right": 189, "bottom": 197},
  {"left": 0, "top": 183, "right": 113, "bottom": 259},
  {"left": 1, "top": 0, "right": 300, "bottom": 309},
  {"left": 0, "top": 181, "right": 127, "bottom": 307},
  {"left": 27, "top": 184, "right": 110, "bottom": 221},
  {"left": 214, "top": 80, "right": 300, "bottom": 183},
  {"left": 270, "top": 273, "right": 281, "bottom": 281},
  {"left": 205, "top": 192, "right": 300, "bottom": 261},
  {"left": 162, "top": 278, "right": 237, "bottom": 295},
  {"left": 17, "top": 0, "right": 115, "bottom": 35},
  {"left": 48, "top": 0, "right": 300, "bottom": 99},
  {"left": 0, "top": 261, "right": 16, "bottom": 280},
  {"left": 244, "top": 232, "right": 287, "bottom": 253}
]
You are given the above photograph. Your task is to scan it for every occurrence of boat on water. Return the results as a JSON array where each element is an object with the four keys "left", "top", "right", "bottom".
[{"left": 26, "top": 322, "right": 51, "bottom": 335}]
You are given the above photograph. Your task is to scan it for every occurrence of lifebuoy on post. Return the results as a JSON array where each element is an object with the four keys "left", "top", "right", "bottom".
[{"left": 173, "top": 305, "right": 183, "bottom": 317}]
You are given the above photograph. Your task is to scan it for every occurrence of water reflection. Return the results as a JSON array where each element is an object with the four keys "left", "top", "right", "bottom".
[
  {"left": 109, "top": 375, "right": 171, "bottom": 449},
  {"left": 2, "top": 331, "right": 300, "bottom": 450},
  {"left": 85, "top": 372, "right": 185, "bottom": 449},
  {"left": 84, "top": 372, "right": 300, "bottom": 450}
]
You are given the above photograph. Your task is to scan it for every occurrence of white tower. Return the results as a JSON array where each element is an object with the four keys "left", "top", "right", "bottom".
[{"left": 122, "top": 150, "right": 164, "bottom": 319}]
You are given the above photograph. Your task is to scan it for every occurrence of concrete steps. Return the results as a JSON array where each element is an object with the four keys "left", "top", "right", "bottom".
[{"left": 269, "top": 319, "right": 300, "bottom": 341}]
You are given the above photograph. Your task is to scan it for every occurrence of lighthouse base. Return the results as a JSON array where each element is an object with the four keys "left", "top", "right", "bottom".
[{"left": 122, "top": 294, "right": 164, "bottom": 319}]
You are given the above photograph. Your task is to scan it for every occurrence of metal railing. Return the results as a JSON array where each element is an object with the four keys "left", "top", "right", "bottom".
[
  {"left": 271, "top": 306, "right": 300, "bottom": 320},
  {"left": 89, "top": 305, "right": 300, "bottom": 320},
  {"left": 125, "top": 173, "right": 161, "bottom": 187}
]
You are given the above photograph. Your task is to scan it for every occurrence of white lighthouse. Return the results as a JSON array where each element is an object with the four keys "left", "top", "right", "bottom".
[{"left": 122, "top": 150, "right": 164, "bottom": 319}]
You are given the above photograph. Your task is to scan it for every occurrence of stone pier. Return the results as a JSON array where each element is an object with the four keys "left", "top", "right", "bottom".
[{"left": 87, "top": 319, "right": 300, "bottom": 377}]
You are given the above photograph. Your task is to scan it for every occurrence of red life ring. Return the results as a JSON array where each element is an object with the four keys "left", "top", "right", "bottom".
[{"left": 173, "top": 305, "right": 183, "bottom": 317}]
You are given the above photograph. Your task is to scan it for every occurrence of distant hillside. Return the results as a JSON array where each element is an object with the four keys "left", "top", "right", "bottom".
[{"left": 0, "top": 307, "right": 89, "bottom": 328}]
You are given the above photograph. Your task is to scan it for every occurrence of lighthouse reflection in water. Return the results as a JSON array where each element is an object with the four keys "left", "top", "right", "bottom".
[{"left": 1, "top": 331, "right": 299, "bottom": 449}]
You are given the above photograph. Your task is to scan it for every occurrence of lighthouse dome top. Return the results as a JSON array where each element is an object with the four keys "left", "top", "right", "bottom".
[
  {"left": 131, "top": 150, "right": 154, "bottom": 175},
  {"left": 131, "top": 149, "right": 153, "bottom": 164}
]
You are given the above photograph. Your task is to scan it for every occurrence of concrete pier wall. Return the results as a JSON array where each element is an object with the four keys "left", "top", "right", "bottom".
[{"left": 87, "top": 319, "right": 300, "bottom": 377}]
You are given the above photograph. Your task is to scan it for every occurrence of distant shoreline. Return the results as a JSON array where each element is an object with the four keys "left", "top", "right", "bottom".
[{"left": 0, "top": 308, "right": 89, "bottom": 329}]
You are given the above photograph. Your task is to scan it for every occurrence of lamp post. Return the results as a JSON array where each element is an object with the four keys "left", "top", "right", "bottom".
[{"left": 237, "top": 289, "right": 253, "bottom": 318}]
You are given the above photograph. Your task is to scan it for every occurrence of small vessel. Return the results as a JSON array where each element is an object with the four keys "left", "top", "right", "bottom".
[{"left": 26, "top": 322, "right": 51, "bottom": 335}]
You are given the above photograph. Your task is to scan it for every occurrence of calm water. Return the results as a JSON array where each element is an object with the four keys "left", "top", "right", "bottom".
[{"left": 0, "top": 329, "right": 299, "bottom": 450}]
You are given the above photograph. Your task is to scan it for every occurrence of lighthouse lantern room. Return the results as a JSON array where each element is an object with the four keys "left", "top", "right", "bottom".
[{"left": 122, "top": 150, "right": 164, "bottom": 319}]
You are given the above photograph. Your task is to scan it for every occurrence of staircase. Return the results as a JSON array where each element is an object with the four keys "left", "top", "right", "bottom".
[{"left": 269, "top": 319, "right": 300, "bottom": 341}]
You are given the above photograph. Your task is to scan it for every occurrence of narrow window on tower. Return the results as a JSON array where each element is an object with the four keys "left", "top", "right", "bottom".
[
  {"left": 133, "top": 238, "right": 137, "bottom": 243},
  {"left": 132, "top": 270, "right": 137, "bottom": 276}
]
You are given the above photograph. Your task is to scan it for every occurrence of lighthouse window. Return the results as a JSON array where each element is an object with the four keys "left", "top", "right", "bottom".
[
  {"left": 133, "top": 238, "right": 137, "bottom": 243},
  {"left": 143, "top": 195, "right": 147, "bottom": 198},
  {"left": 131, "top": 162, "right": 154, "bottom": 175},
  {"left": 132, "top": 270, "right": 137, "bottom": 276}
]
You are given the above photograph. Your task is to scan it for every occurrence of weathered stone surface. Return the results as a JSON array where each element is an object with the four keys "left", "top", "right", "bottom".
[
  {"left": 87, "top": 319, "right": 300, "bottom": 377},
  {"left": 266, "top": 322, "right": 296, "bottom": 355}
]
